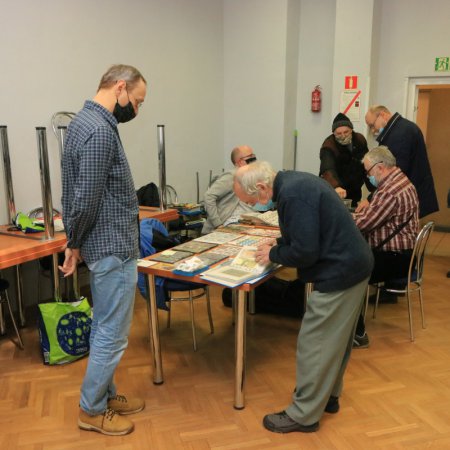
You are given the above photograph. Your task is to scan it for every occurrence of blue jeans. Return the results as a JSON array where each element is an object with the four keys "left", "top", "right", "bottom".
[{"left": 80, "top": 255, "right": 137, "bottom": 415}]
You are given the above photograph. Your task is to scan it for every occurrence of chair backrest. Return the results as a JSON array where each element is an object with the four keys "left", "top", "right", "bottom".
[
  {"left": 407, "top": 221, "right": 434, "bottom": 286},
  {"left": 164, "top": 185, "right": 178, "bottom": 205}
]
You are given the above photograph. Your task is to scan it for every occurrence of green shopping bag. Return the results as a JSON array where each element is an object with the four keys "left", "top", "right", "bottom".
[{"left": 37, "top": 297, "right": 92, "bottom": 365}]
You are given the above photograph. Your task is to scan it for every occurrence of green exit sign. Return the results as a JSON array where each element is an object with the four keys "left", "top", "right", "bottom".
[{"left": 435, "top": 57, "right": 450, "bottom": 71}]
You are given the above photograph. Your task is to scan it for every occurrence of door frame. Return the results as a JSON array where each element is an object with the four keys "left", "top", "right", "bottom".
[{"left": 404, "top": 76, "right": 450, "bottom": 121}]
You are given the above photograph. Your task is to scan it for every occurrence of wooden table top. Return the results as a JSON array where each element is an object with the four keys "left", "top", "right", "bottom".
[
  {"left": 139, "top": 207, "right": 179, "bottom": 222},
  {"left": 0, "top": 227, "right": 67, "bottom": 270},
  {"left": 0, "top": 206, "right": 179, "bottom": 270}
]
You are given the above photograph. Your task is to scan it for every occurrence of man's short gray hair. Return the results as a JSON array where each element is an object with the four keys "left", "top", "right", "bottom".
[
  {"left": 98, "top": 64, "right": 146, "bottom": 91},
  {"left": 235, "top": 160, "right": 276, "bottom": 195},
  {"left": 364, "top": 145, "right": 396, "bottom": 168},
  {"left": 367, "top": 105, "right": 391, "bottom": 115}
]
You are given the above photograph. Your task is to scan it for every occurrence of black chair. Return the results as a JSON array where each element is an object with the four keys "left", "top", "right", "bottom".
[{"left": 0, "top": 278, "right": 24, "bottom": 349}]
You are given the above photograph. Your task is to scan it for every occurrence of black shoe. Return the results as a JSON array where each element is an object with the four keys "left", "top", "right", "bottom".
[
  {"left": 292, "top": 388, "right": 340, "bottom": 414},
  {"left": 324, "top": 396, "right": 339, "bottom": 414},
  {"left": 262, "top": 411, "right": 319, "bottom": 433},
  {"left": 353, "top": 332, "right": 370, "bottom": 349}
]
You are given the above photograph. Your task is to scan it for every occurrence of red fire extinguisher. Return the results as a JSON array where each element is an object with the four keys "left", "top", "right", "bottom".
[{"left": 311, "top": 85, "right": 322, "bottom": 112}]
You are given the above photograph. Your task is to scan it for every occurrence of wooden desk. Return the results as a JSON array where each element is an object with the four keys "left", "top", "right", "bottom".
[
  {"left": 138, "top": 256, "right": 281, "bottom": 410},
  {"left": 139, "top": 206, "right": 179, "bottom": 223}
]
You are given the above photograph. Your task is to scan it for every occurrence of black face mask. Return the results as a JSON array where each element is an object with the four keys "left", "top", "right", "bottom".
[{"left": 113, "top": 98, "right": 136, "bottom": 123}]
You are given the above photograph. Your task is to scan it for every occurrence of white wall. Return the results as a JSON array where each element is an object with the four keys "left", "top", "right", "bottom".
[
  {"left": 0, "top": 0, "right": 224, "bottom": 224},
  {"left": 295, "top": 0, "right": 336, "bottom": 174},
  {"left": 223, "top": 0, "right": 288, "bottom": 171},
  {"left": 367, "top": 0, "right": 450, "bottom": 148},
  {"left": 371, "top": 0, "right": 450, "bottom": 110},
  {"left": 1, "top": 0, "right": 449, "bottom": 224}
]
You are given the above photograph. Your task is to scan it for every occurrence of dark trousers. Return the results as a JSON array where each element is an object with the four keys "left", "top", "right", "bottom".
[{"left": 355, "top": 249, "right": 412, "bottom": 336}]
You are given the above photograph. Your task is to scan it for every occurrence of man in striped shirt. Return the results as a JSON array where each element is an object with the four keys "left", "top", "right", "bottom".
[{"left": 352, "top": 146, "right": 419, "bottom": 348}]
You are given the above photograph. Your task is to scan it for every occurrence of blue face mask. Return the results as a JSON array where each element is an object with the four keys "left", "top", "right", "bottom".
[
  {"left": 253, "top": 199, "right": 275, "bottom": 212},
  {"left": 373, "top": 127, "right": 384, "bottom": 138},
  {"left": 368, "top": 175, "right": 378, "bottom": 187}
]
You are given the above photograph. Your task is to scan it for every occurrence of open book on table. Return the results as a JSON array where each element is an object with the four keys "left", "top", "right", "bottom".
[{"left": 200, "top": 246, "right": 277, "bottom": 287}]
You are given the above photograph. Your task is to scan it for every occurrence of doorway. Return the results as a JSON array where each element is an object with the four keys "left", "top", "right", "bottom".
[{"left": 405, "top": 77, "right": 450, "bottom": 230}]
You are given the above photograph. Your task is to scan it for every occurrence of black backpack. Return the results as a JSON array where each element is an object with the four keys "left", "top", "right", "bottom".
[{"left": 136, "top": 182, "right": 160, "bottom": 207}]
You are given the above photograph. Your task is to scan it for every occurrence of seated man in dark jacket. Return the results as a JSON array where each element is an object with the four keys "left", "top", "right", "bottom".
[{"left": 320, "top": 113, "right": 375, "bottom": 207}]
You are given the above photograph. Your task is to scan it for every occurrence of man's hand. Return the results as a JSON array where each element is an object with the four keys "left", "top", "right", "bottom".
[
  {"left": 355, "top": 199, "right": 370, "bottom": 213},
  {"left": 335, "top": 187, "right": 347, "bottom": 199},
  {"left": 58, "top": 247, "right": 82, "bottom": 277},
  {"left": 255, "top": 239, "right": 276, "bottom": 265}
]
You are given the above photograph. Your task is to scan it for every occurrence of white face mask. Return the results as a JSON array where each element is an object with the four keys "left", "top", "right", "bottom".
[{"left": 335, "top": 134, "right": 352, "bottom": 146}]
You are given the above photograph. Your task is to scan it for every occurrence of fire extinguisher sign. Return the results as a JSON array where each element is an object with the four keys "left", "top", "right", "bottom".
[
  {"left": 344, "top": 76, "right": 358, "bottom": 90},
  {"left": 340, "top": 76, "right": 361, "bottom": 122},
  {"left": 341, "top": 76, "right": 360, "bottom": 121}
]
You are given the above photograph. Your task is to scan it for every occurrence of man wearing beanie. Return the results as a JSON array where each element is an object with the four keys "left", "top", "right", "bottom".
[{"left": 320, "top": 113, "right": 374, "bottom": 207}]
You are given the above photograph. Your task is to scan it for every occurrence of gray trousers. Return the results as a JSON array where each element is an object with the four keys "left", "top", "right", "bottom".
[{"left": 286, "top": 277, "right": 369, "bottom": 425}]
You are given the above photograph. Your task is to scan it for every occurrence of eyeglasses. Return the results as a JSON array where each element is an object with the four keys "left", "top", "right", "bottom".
[
  {"left": 366, "top": 114, "right": 381, "bottom": 131},
  {"left": 365, "top": 161, "right": 381, "bottom": 175},
  {"left": 240, "top": 154, "right": 257, "bottom": 164}
]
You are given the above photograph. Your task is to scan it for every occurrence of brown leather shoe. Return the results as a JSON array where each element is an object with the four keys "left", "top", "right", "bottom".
[
  {"left": 107, "top": 394, "right": 145, "bottom": 415},
  {"left": 78, "top": 408, "right": 134, "bottom": 435}
]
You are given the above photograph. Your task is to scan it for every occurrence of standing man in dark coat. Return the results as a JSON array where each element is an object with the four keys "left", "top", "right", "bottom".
[
  {"left": 320, "top": 113, "right": 375, "bottom": 207},
  {"left": 233, "top": 161, "right": 373, "bottom": 434},
  {"left": 365, "top": 105, "right": 439, "bottom": 218}
]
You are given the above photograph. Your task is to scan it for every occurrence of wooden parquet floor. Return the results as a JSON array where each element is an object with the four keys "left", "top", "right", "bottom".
[{"left": 1, "top": 254, "right": 450, "bottom": 450}]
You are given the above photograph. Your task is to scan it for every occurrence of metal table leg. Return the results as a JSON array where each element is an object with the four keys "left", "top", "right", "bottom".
[
  {"left": 145, "top": 274, "right": 163, "bottom": 384},
  {"left": 234, "top": 289, "right": 247, "bottom": 409}
]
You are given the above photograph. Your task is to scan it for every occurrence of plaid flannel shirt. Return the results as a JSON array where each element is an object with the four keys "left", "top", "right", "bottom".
[
  {"left": 353, "top": 167, "right": 419, "bottom": 252},
  {"left": 61, "top": 100, "right": 139, "bottom": 264}
]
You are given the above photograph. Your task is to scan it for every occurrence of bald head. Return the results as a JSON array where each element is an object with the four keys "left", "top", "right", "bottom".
[{"left": 231, "top": 145, "right": 256, "bottom": 167}]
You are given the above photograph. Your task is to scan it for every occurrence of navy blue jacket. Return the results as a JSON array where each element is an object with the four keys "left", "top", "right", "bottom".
[
  {"left": 269, "top": 171, "right": 373, "bottom": 292},
  {"left": 377, "top": 113, "right": 439, "bottom": 218}
]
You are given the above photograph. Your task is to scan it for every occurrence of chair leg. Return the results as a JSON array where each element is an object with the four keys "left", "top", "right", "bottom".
[
  {"left": 406, "top": 286, "right": 414, "bottom": 342},
  {"left": 248, "top": 291, "right": 256, "bottom": 314},
  {"left": 0, "top": 301, "right": 5, "bottom": 335},
  {"left": 1, "top": 290, "right": 24, "bottom": 349},
  {"left": 372, "top": 283, "right": 381, "bottom": 319},
  {"left": 167, "top": 297, "right": 172, "bottom": 328},
  {"left": 363, "top": 285, "right": 370, "bottom": 321},
  {"left": 15, "top": 265, "right": 25, "bottom": 326},
  {"left": 205, "top": 287, "right": 214, "bottom": 334},
  {"left": 188, "top": 290, "right": 197, "bottom": 351},
  {"left": 418, "top": 287, "right": 426, "bottom": 329}
]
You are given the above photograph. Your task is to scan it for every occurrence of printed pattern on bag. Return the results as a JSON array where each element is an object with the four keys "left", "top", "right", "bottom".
[{"left": 57, "top": 312, "right": 92, "bottom": 356}]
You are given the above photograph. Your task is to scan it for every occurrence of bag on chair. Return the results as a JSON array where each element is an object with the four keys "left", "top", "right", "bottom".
[{"left": 37, "top": 297, "right": 92, "bottom": 365}]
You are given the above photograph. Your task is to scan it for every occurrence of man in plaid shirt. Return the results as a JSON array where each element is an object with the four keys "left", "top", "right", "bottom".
[
  {"left": 352, "top": 146, "right": 419, "bottom": 348},
  {"left": 60, "top": 64, "right": 147, "bottom": 436}
]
